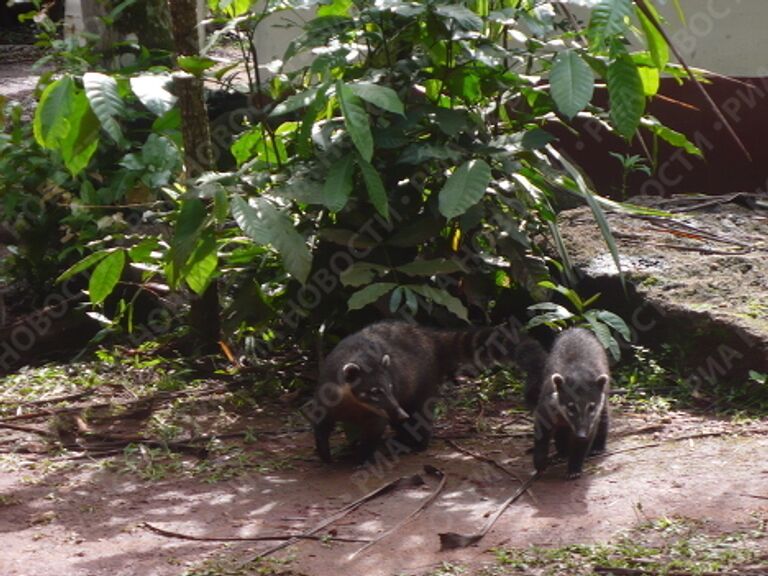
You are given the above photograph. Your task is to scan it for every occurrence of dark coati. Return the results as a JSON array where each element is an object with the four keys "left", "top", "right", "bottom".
[
  {"left": 530, "top": 327, "right": 610, "bottom": 479},
  {"left": 304, "top": 319, "right": 544, "bottom": 462}
]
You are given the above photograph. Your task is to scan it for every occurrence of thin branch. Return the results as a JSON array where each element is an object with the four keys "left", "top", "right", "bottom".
[
  {"left": 633, "top": 0, "right": 751, "bottom": 161},
  {"left": 445, "top": 438, "right": 538, "bottom": 505},
  {"left": 141, "top": 521, "right": 370, "bottom": 544},
  {"left": 439, "top": 472, "right": 539, "bottom": 550},
  {"left": 349, "top": 465, "right": 447, "bottom": 558},
  {"left": 238, "top": 471, "right": 427, "bottom": 565}
]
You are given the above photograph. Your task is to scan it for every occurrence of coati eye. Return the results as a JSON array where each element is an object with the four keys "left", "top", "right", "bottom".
[
  {"left": 587, "top": 403, "right": 596, "bottom": 413},
  {"left": 567, "top": 403, "right": 576, "bottom": 414}
]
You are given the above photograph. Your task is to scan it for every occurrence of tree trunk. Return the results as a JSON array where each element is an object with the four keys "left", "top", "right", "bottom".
[{"left": 167, "top": 0, "right": 221, "bottom": 356}]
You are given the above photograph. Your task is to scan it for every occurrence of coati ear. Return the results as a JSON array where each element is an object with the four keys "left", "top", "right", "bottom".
[
  {"left": 380, "top": 354, "right": 391, "bottom": 367},
  {"left": 342, "top": 362, "right": 362, "bottom": 384},
  {"left": 596, "top": 374, "right": 610, "bottom": 388},
  {"left": 551, "top": 373, "right": 565, "bottom": 391}
]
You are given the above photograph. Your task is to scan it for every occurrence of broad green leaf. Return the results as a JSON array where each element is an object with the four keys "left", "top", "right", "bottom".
[
  {"left": 130, "top": 74, "right": 177, "bottom": 115},
  {"left": 526, "top": 302, "right": 574, "bottom": 328},
  {"left": 637, "top": 66, "right": 660, "bottom": 97},
  {"left": 583, "top": 312, "right": 620, "bottom": 360},
  {"left": 636, "top": 5, "right": 668, "bottom": 69},
  {"left": 550, "top": 50, "right": 594, "bottom": 119},
  {"left": 356, "top": 155, "right": 389, "bottom": 220},
  {"left": 438, "top": 159, "right": 492, "bottom": 220},
  {"left": 521, "top": 128, "right": 557, "bottom": 150},
  {"left": 231, "top": 194, "right": 269, "bottom": 244},
  {"left": 56, "top": 249, "right": 115, "bottom": 283},
  {"left": 407, "top": 284, "right": 469, "bottom": 322},
  {"left": 128, "top": 238, "right": 160, "bottom": 263},
  {"left": 317, "top": 0, "right": 351, "bottom": 16},
  {"left": 34, "top": 76, "right": 75, "bottom": 149},
  {"left": 641, "top": 117, "right": 702, "bottom": 156},
  {"left": 322, "top": 154, "right": 355, "bottom": 212},
  {"left": 171, "top": 198, "right": 207, "bottom": 275},
  {"left": 547, "top": 145, "right": 623, "bottom": 281},
  {"left": 270, "top": 86, "right": 322, "bottom": 117},
  {"left": 435, "top": 4, "right": 483, "bottom": 31},
  {"left": 184, "top": 233, "right": 218, "bottom": 295},
  {"left": 594, "top": 309, "right": 631, "bottom": 340},
  {"left": 340, "top": 262, "right": 388, "bottom": 287},
  {"left": 348, "top": 282, "right": 397, "bottom": 311},
  {"left": 231, "top": 126, "right": 287, "bottom": 167},
  {"left": 89, "top": 250, "right": 125, "bottom": 305},
  {"left": 177, "top": 55, "right": 217, "bottom": 76},
  {"left": 396, "top": 258, "right": 464, "bottom": 277},
  {"left": 83, "top": 72, "right": 128, "bottom": 147},
  {"left": 588, "top": 0, "right": 633, "bottom": 46},
  {"left": 217, "top": 0, "right": 249, "bottom": 17},
  {"left": 59, "top": 88, "right": 100, "bottom": 176},
  {"left": 389, "top": 285, "right": 404, "bottom": 313},
  {"left": 349, "top": 83, "right": 405, "bottom": 116},
  {"left": 607, "top": 55, "right": 645, "bottom": 139},
  {"left": 337, "top": 81, "right": 373, "bottom": 162},
  {"left": 231, "top": 196, "right": 311, "bottom": 284},
  {"left": 397, "top": 143, "right": 462, "bottom": 165}
]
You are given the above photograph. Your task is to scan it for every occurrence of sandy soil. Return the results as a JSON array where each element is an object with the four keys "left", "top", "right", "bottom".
[{"left": 1, "top": 404, "right": 767, "bottom": 576}]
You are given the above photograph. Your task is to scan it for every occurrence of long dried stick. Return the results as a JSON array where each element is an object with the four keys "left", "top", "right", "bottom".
[
  {"left": 238, "top": 471, "right": 426, "bottom": 565},
  {"left": 141, "top": 521, "right": 370, "bottom": 544},
  {"left": 439, "top": 472, "right": 539, "bottom": 550},
  {"left": 349, "top": 465, "right": 447, "bottom": 558}
]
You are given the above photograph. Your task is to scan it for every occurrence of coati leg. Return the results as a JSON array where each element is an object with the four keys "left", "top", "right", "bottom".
[
  {"left": 590, "top": 405, "right": 609, "bottom": 454},
  {"left": 554, "top": 426, "right": 570, "bottom": 457},
  {"left": 356, "top": 416, "right": 388, "bottom": 463},
  {"left": 314, "top": 417, "right": 336, "bottom": 463},
  {"left": 532, "top": 415, "right": 552, "bottom": 472},
  {"left": 393, "top": 401, "right": 433, "bottom": 452},
  {"left": 567, "top": 437, "right": 590, "bottom": 480}
]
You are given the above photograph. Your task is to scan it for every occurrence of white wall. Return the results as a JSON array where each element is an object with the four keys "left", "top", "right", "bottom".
[{"left": 655, "top": 0, "right": 768, "bottom": 77}]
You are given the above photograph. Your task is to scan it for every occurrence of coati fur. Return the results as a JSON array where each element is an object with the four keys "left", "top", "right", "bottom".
[
  {"left": 304, "top": 319, "right": 544, "bottom": 463},
  {"left": 530, "top": 327, "right": 610, "bottom": 479}
]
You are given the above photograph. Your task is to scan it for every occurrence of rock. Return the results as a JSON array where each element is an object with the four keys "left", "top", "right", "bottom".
[{"left": 556, "top": 194, "right": 768, "bottom": 381}]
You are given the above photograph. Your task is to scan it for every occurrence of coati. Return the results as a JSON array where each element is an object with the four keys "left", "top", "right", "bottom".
[
  {"left": 529, "top": 327, "right": 610, "bottom": 479},
  {"left": 303, "top": 319, "right": 544, "bottom": 463}
]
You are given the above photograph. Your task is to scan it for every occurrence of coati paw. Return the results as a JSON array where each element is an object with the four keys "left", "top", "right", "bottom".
[
  {"left": 533, "top": 455, "right": 549, "bottom": 472},
  {"left": 566, "top": 470, "right": 582, "bottom": 480}
]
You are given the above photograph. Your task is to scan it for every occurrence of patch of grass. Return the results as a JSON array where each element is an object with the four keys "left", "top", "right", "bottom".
[
  {"left": 613, "top": 345, "right": 768, "bottom": 417},
  {"left": 477, "top": 516, "right": 766, "bottom": 576},
  {"left": 183, "top": 553, "right": 299, "bottom": 576}
]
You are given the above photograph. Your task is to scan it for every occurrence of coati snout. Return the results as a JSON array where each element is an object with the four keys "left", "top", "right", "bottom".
[
  {"left": 551, "top": 372, "right": 609, "bottom": 440},
  {"left": 341, "top": 355, "right": 410, "bottom": 422}
]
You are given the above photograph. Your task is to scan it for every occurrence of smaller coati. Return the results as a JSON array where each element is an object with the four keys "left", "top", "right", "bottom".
[
  {"left": 530, "top": 327, "right": 610, "bottom": 479},
  {"left": 303, "top": 319, "right": 544, "bottom": 463}
]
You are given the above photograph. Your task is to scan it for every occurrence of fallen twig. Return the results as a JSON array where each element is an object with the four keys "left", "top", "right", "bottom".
[
  {"left": 599, "top": 431, "right": 736, "bottom": 459},
  {"left": 593, "top": 565, "right": 766, "bottom": 576},
  {"left": 445, "top": 439, "right": 538, "bottom": 505},
  {"left": 0, "top": 422, "right": 54, "bottom": 438},
  {"left": 349, "top": 465, "right": 447, "bottom": 558},
  {"left": 737, "top": 493, "right": 768, "bottom": 501},
  {"left": 0, "top": 389, "right": 95, "bottom": 407},
  {"left": 439, "top": 471, "right": 539, "bottom": 550},
  {"left": 141, "top": 521, "right": 370, "bottom": 544},
  {"left": 239, "top": 470, "right": 426, "bottom": 565}
]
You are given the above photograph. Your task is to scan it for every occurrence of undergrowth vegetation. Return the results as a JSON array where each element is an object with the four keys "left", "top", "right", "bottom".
[{"left": 0, "top": 0, "right": 704, "bottom": 364}]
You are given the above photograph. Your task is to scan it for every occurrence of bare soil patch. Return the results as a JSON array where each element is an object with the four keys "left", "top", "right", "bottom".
[{"left": 1, "top": 380, "right": 767, "bottom": 576}]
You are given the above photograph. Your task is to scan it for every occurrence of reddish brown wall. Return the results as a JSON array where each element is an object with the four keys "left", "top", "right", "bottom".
[{"left": 554, "top": 76, "right": 768, "bottom": 198}]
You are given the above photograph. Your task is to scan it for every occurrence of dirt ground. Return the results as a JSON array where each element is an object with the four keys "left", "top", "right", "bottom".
[{"left": 1, "top": 392, "right": 767, "bottom": 576}]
